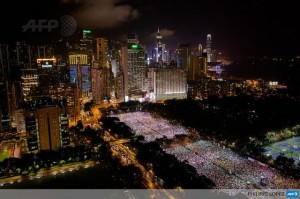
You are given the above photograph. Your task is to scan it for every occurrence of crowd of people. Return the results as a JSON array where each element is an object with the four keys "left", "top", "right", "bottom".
[
  {"left": 116, "top": 112, "right": 187, "bottom": 142},
  {"left": 115, "top": 112, "right": 299, "bottom": 189},
  {"left": 163, "top": 140, "right": 299, "bottom": 189}
]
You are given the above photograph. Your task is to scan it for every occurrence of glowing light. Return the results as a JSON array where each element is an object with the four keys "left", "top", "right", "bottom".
[{"left": 83, "top": 30, "right": 91, "bottom": 34}]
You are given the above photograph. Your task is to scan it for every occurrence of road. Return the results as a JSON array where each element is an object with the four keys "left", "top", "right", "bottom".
[
  {"left": 104, "top": 131, "right": 180, "bottom": 199},
  {"left": 82, "top": 102, "right": 118, "bottom": 128},
  {"left": 0, "top": 161, "right": 95, "bottom": 187}
]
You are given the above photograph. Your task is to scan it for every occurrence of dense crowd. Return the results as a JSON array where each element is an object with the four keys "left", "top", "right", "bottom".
[
  {"left": 116, "top": 112, "right": 300, "bottom": 189},
  {"left": 163, "top": 141, "right": 299, "bottom": 189},
  {"left": 116, "top": 112, "right": 187, "bottom": 142}
]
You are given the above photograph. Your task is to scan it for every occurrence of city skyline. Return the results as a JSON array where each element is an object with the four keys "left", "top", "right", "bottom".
[
  {"left": 0, "top": 0, "right": 300, "bottom": 57},
  {"left": 0, "top": 0, "right": 300, "bottom": 195}
]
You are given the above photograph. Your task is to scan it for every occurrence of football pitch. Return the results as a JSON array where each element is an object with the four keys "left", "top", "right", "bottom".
[
  {"left": 264, "top": 136, "right": 300, "bottom": 162},
  {"left": 0, "top": 150, "right": 9, "bottom": 162}
]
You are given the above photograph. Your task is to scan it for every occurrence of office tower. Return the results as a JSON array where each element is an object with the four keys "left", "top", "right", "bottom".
[
  {"left": 48, "top": 84, "right": 80, "bottom": 126},
  {"left": 36, "top": 106, "right": 61, "bottom": 151},
  {"left": 121, "top": 34, "right": 146, "bottom": 97},
  {"left": 198, "top": 44, "right": 203, "bottom": 57},
  {"left": 25, "top": 99, "right": 70, "bottom": 151},
  {"left": 206, "top": 34, "right": 212, "bottom": 62},
  {"left": 115, "top": 72, "right": 125, "bottom": 101},
  {"left": 37, "top": 58, "right": 61, "bottom": 89},
  {"left": 199, "top": 56, "right": 208, "bottom": 77},
  {"left": 69, "top": 54, "right": 90, "bottom": 99},
  {"left": 21, "top": 69, "right": 39, "bottom": 102},
  {"left": 156, "top": 27, "right": 163, "bottom": 63},
  {"left": 188, "top": 55, "right": 208, "bottom": 81},
  {"left": 211, "top": 49, "right": 218, "bottom": 62},
  {"left": 162, "top": 44, "right": 168, "bottom": 62},
  {"left": 80, "top": 29, "right": 94, "bottom": 66},
  {"left": 177, "top": 44, "right": 191, "bottom": 70},
  {"left": 91, "top": 67, "right": 111, "bottom": 104},
  {"left": 188, "top": 55, "right": 199, "bottom": 81},
  {"left": 148, "top": 68, "right": 187, "bottom": 101},
  {"left": 96, "top": 38, "right": 109, "bottom": 68},
  {"left": 25, "top": 111, "right": 38, "bottom": 151},
  {"left": 120, "top": 46, "right": 129, "bottom": 99},
  {"left": 15, "top": 109, "right": 26, "bottom": 133}
]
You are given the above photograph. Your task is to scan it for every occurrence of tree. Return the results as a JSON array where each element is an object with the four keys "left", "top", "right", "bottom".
[{"left": 274, "top": 155, "right": 295, "bottom": 170}]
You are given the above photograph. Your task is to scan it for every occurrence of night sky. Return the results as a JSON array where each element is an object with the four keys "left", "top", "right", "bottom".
[{"left": 0, "top": 0, "right": 300, "bottom": 57}]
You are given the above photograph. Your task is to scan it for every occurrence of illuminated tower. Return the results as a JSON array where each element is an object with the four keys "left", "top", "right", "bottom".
[
  {"left": 96, "top": 38, "right": 109, "bottom": 68},
  {"left": 206, "top": 34, "right": 212, "bottom": 62},
  {"left": 121, "top": 34, "right": 146, "bottom": 98},
  {"left": 198, "top": 44, "right": 203, "bottom": 57},
  {"left": 69, "top": 54, "right": 90, "bottom": 99},
  {"left": 156, "top": 27, "right": 163, "bottom": 63}
]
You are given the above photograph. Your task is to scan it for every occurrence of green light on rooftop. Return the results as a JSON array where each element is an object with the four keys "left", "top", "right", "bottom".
[
  {"left": 131, "top": 45, "right": 138, "bottom": 49},
  {"left": 83, "top": 30, "right": 91, "bottom": 34}
]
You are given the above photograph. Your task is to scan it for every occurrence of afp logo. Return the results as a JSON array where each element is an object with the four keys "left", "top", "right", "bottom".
[
  {"left": 286, "top": 190, "right": 299, "bottom": 198},
  {"left": 22, "top": 15, "right": 77, "bottom": 37}
]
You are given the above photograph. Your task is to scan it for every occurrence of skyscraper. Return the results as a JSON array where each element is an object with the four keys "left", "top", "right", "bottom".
[
  {"left": 25, "top": 100, "right": 70, "bottom": 151},
  {"left": 206, "top": 34, "right": 212, "bottom": 63},
  {"left": 69, "top": 54, "right": 90, "bottom": 99},
  {"left": 96, "top": 38, "right": 109, "bottom": 68},
  {"left": 156, "top": 27, "right": 163, "bottom": 63},
  {"left": 198, "top": 44, "right": 203, "bottom": 57},
  {"left": 187, "top": 55, "right": 207, "bottom": 81},
  {"left": 21, "top": 69, "right": 39, "bottom": 102},
  {"left": 80, "top": 29, "right": 93, "bottom": 66},
  {"left": 177, "top": 44, "right": 191, "bottom": 71},
  {"left": 36, "top": 106, "right": 61, "bottom": 151},
  {"left": 91, "top": 67, "right": 111, "bottom": 104},
  {"left": 121, "top": 34, "right": 146, "bottom": 97}
]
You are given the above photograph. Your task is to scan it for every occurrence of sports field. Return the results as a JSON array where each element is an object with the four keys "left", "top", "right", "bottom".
[
  {"left": 264, "top": 136, "right": 300, "bottom": 162},
  {"left": 0, "top": 150, "right": 9, "bottom": 162}
]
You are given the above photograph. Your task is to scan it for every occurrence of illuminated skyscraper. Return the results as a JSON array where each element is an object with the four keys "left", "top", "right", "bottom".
[
  {"left": 187, "top": 55, "right": 207, "bottom": 81},
  {"left": 69, "top": 54, "right": 90, "bottom": 99},
  {"left": 25, "top": 100, "right": 70, "bottom": 151},
  {"left": 121, "top": 34, "right": 146, "bottom": 98},
  {"left": 96, "top": 38, "right": 109, "bottom": 68},
  {"left": 198, "top": 44, "right": 203, "bottom": 57},
  {"left": 156, "top": 27, "right": 163, "bottom": 63},
  {"left": 80, "top": 29, "right": 93, "bottom": 66},
  {"left": 206, "top": 34, "right": 212, "bottom": 62},
  {"left": 36, "top": 106, "right": 61, "bottom": 151},
  {"left": 91, "top": 67, "right": 111, "bottom": 104},
  {"left": 21, "top": 69, "right": 39, "bottom": 101}
]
